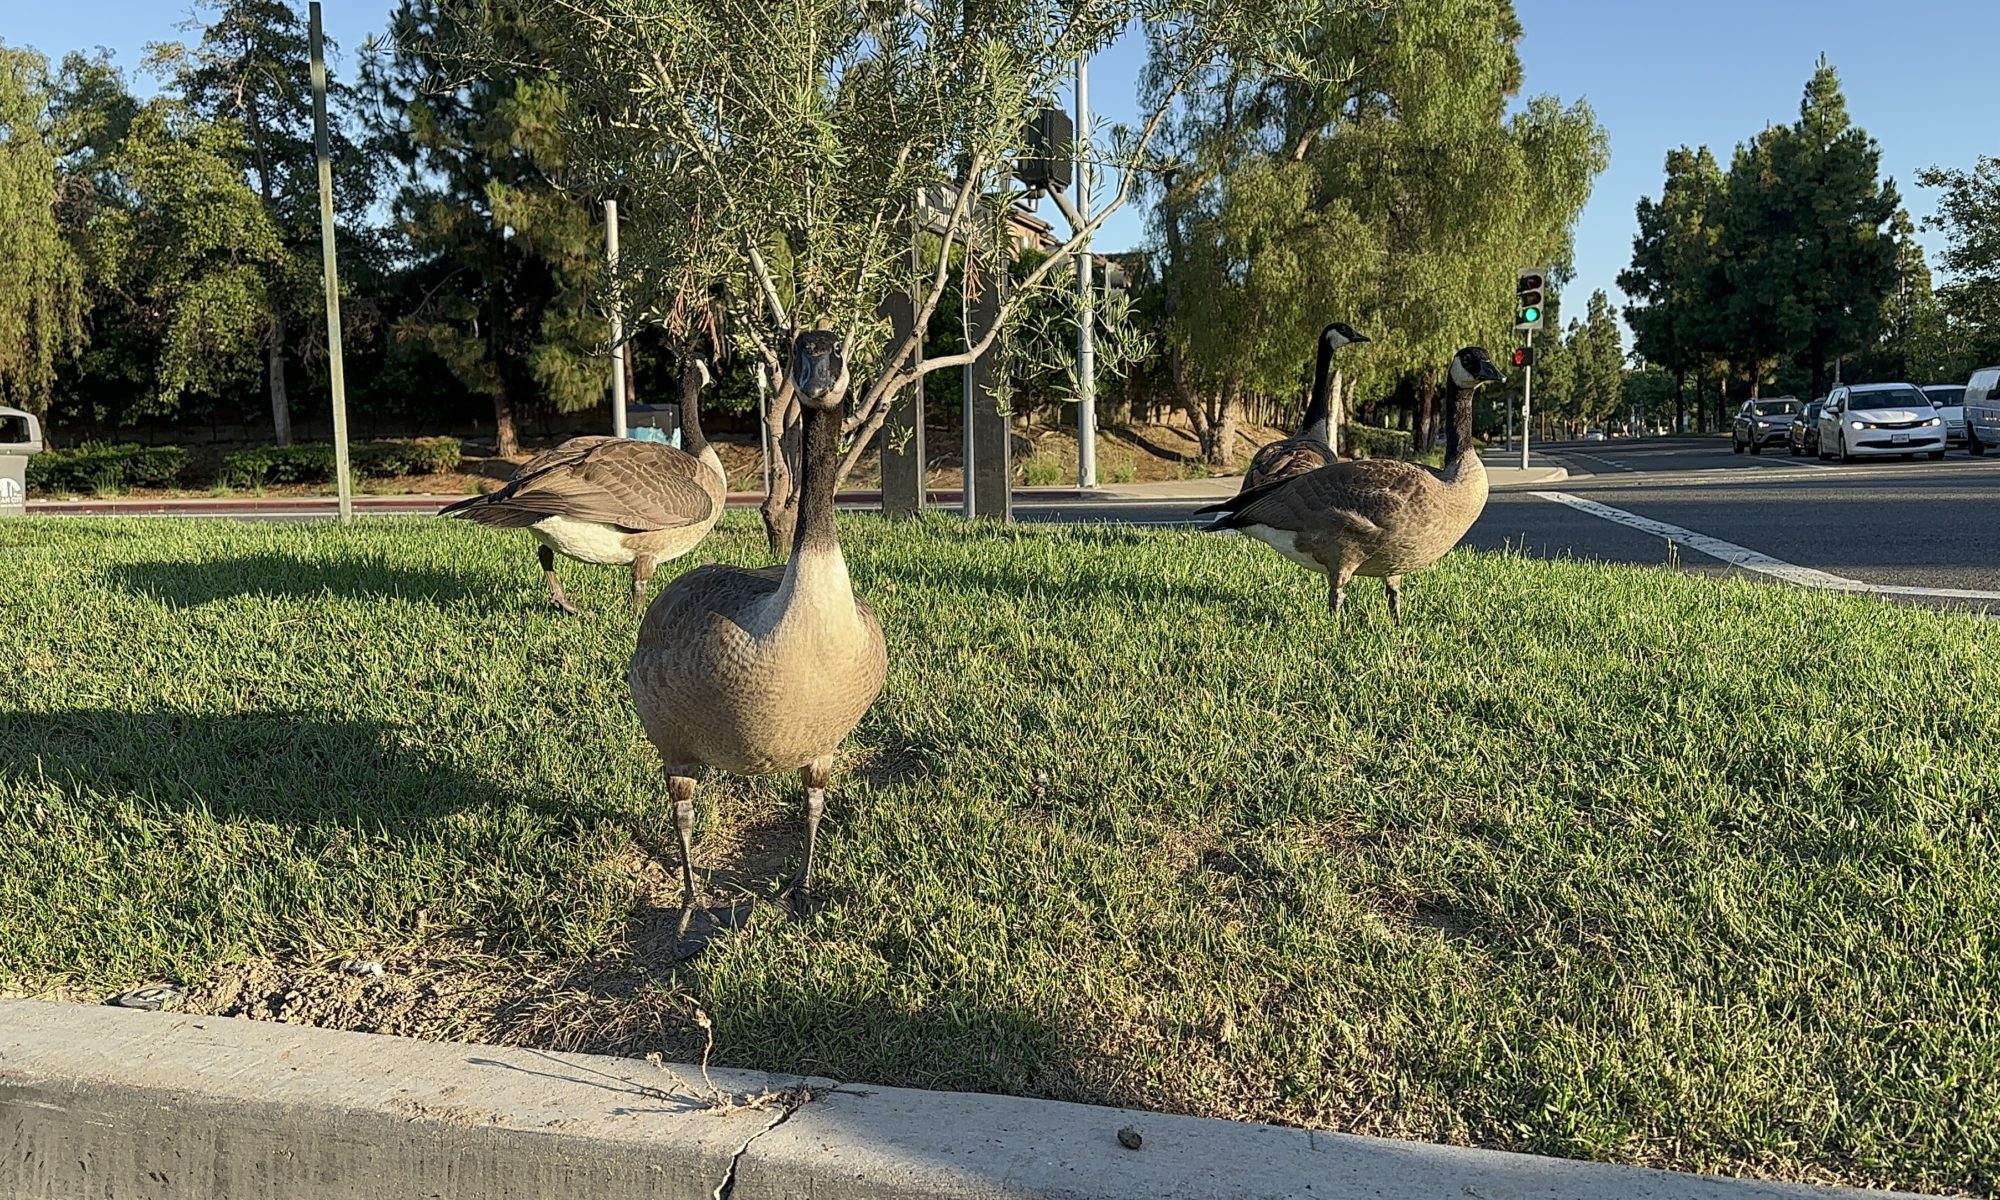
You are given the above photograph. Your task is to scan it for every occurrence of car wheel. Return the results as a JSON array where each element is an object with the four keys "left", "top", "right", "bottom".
[
  {"left": 1789, "top": 440, "right": 1801, "bottom": 457},
  {"left": 1839, "top": 433, "right": 1855, "bottom": 464},
  {"left": 1971, "top": 429, "right": 1986, "bottom": 457},
  {"left": 1750, "top": 439, "right": 1762, "bottom": 455},
  {"left": 1929, "top": 449, "right": 1946, "bottom": 461},
  {"left": 1732, "top": 437, "right": 1744, "bottom": 454}
]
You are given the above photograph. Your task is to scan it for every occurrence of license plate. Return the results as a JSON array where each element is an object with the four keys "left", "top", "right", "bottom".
[{"left": 1892, "top": 433, "right": 1910, "bottom": 444}]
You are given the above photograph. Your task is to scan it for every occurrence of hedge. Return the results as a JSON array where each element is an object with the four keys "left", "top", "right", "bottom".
[
  {"left": 1344, "top": 424, "right": 1415, "bottom": 460},
  {"left": 26, "top": 445, "right": 190, "bottom": 494},
  {"left": 26, "top": 438, "right": 461, "bottom": 495},
  {"left": 220, "top": 438, "right": 462, "bottom": 487}
]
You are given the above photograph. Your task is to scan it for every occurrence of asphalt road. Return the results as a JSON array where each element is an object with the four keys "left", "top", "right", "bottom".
[{"left": 1019, "top": 437, "right": 2000, "bottom": 613}]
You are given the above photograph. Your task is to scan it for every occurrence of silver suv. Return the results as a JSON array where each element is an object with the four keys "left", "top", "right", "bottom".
[{"left": 1732, "top": 397, "right": 1802, "bottom": 455}]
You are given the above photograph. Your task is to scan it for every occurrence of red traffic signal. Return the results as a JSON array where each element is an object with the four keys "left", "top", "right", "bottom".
[{"left": 1510, "top": 347, "right": 1536, "bottom": 368}]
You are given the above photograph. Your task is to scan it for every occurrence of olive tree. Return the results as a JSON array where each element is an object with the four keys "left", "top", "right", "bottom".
[{"left": 439, "top": 0, "right": 1324, "bottom": 548}]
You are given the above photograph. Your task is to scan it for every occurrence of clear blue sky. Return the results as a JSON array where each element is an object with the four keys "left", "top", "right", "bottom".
[{"left": 10, "top": 0, "right": 1996, "bottom": 330}]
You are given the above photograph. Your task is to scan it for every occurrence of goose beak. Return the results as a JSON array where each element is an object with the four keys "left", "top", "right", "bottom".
[{"left": 1477, "top": 359, "right": 1505, "bottom": 384}]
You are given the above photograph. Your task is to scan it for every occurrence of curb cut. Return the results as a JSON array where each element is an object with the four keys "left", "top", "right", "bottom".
[{"left": 0, "top": 1000, "right": 1908, "bottom": 1199}]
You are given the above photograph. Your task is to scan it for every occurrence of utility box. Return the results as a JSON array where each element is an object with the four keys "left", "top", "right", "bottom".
[
  {"left": 627, "top": 403, "right": 683, "bottom": 449},
  {"left": 0, "top": 407, "right": 43, "bottom": 517}
]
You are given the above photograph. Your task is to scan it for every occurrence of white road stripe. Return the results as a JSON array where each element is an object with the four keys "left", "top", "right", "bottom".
[{"left": 1530, "top": 491, "right": 2000, "bottom": 604}]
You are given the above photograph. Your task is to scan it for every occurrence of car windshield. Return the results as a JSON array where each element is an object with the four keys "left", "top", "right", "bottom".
[
  {"left": 1924, "top": 387, "right": 1965, "bottom": 406},
  {"left": 1847, "top": 386, "right": 1930, "bottom": 411},
  {"left": 1803, "top": 404, "right": 1822, "bottom": 418},
  {"left": 1754, "top": 400, "right": 1799, "bottom": 417}
]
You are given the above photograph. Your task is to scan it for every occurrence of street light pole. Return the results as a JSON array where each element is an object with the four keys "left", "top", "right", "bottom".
[
  {"left": 308, "top": 2, "right": 351, "bottom": 524},
  {"left": 605, "top": 199, "right": 628, "bottom": 438},
  {"left": 1074, "top": 55, "right": 1097, "bottom": 489}
]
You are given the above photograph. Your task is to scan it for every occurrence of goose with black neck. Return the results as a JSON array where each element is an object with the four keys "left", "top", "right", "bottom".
[
  {"left": 628, "top": 330, "right": 888, "bottom": 947},
  {"left": 1197, "top": 346, "right": 1504, "bottom": 622},
  {"left": 1239, "top": 321, "right": 1370, "bottom": 492}
]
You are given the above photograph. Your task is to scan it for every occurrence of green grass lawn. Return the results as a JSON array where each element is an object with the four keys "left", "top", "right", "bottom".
[{"left": 3, "top": 514, "right": 1996, "bottom": 1194}]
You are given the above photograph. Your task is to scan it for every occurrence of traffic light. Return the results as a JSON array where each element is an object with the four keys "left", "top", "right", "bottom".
[
  {"left": 1516, "top": 268, "right": 1547, "bottom": 331},
  {"left": 1510, "top": 346, "right": 1536, "bottom": 369}
]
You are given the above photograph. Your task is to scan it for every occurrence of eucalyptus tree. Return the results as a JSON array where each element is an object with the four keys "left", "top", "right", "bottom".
[
  {"left": 0, "top": 48, "right": 87, "bottom": 414},
  {"left": 440, "top": 0, "right": 1328, "bottom": 548},
  {"left": 1148, "top": 0, "right": 1607, "bottom": 462}
]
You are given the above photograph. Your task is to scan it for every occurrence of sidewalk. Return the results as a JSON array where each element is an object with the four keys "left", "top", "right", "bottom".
[{"left": 0, "top": 999, "right": 1907, "bottom": 1200}]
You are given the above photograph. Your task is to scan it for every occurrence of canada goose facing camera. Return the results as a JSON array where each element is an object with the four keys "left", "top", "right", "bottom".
[
  {"left": 1197, "top": 345, "right": 1504, "bottom": 622},
  {"left": 628, "top": 330, "right": 888, "bottom": 948},
  {"left": 1239, "top": 321, "right": 1370, "bottom": 492}
]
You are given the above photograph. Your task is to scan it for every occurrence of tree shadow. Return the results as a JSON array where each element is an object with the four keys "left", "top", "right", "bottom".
[
  {"left": 104, "top": 553, "right": 505, "bottom": 612},
  {"left": 0, "top": 707, "right": 615, "bottom": 830}
]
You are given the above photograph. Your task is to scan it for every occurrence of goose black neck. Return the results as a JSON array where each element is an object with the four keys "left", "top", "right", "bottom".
[
  {"left": 793, "top": 401, "right": 841, "bottom": 557},
  {"left": 677, "top": 361, "right": 709, "bottom": 456},
  {"left": 1298, "top": 337, "right": 1335, "bottom": 443},
  {"left": 1444, "top": 383, "right": 1476, "bottom": 466}
]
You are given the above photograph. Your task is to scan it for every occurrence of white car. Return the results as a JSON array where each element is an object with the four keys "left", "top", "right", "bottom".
[
  {"left": 1816, "top": 383, "right": 1946, "bottom": 462},
  {"left": 1922, "top": 384, "right": 1966, "bottom": 447}
]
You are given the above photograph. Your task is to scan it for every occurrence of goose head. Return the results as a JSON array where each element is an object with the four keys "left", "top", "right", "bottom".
[
  {"left": 791, "top": 331, "right": 848, "bottom": 410},
  {"left": 1449, "top": 346, "right": 1505, "bottom": 389},
  {"left": 1321, "top": 322, "right": 1370, "bottom": 350}
]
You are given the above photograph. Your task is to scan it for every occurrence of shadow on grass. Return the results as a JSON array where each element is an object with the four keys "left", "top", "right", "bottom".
[
  {"left": 0, "top": 707, "right": 613, "bottom": 830},
  {"left": 104, "top": 553, "right": 504, "bottom": 611}
]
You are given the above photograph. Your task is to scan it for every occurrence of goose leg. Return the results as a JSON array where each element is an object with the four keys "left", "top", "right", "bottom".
[
  {"left": 540, "top": 545, "right": 582, "bottom": 616},
  {"left": 629, "top": 554, "right": 658, "bottom": 616},
  {"left": 1384, "top": 575, "right": 1404, "bottom": 625},
  {"left": 668, "top": 773, "right": 701, "bottom": 939},
  {"left": 1326, "top": 563, "right": 1357, "bottom": 617},
  {"left": 786, "top": 757, "right": 833, "bottom": 918}
]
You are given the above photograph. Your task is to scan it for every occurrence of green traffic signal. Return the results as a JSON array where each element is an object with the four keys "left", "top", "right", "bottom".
[{"left": 1520, "top": 305, "right": 1541, "bottom": 324}]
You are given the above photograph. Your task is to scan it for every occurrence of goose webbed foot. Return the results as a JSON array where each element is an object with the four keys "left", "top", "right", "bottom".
[{"left": 540, "top": 545, "right": 585, "bottom": 616}]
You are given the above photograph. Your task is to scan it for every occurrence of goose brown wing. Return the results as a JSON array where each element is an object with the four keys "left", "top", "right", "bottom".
[
  {"left": 1222, "top": 458, "right": 1431, "bottom": 535},
  {"left": 445, "top": 439, "right": 720, "bottom": 531},
  {"left": 1242, "top": 436, "right": 1334, "bottom": 491}
]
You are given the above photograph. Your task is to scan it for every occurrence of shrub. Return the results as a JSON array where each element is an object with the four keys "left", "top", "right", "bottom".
[
  {"left": 219, "top": 444, "right": 340, "bottom": 487},
  {"left": 1344, "top": 424, "right": 1414, "bottom": 460},
  {"left": 353, "top": 437, "right": 462, "bottom": 477},
  {"left": 26, "top": 444, "right": 190, "bottom": 495},
  {"left": 1020, "top": 457, "right": 1067, "bottom": 487}
]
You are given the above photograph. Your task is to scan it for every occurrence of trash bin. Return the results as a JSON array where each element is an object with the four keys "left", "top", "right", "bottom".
[
  {"left": 0, "top": 407, "right": 43, "bottom": 517},
  {"left": 628, "top": 402, "right": 683, "bottom": 449}
]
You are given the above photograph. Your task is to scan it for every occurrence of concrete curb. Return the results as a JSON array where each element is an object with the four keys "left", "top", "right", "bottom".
[
  {"left": 0, "top": 1000, "right": 1908, "bottom": 1199},
  {"left": 1485, "top": 465, "right": 1570, "bottom": 488}
]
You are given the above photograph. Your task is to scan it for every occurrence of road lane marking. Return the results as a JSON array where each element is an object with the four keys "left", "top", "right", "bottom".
[{"left": 1530, "top": 491, "right": 2000, "bottom": 604}]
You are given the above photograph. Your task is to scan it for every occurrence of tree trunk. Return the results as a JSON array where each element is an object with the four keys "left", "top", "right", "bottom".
[
  {"left": 625, "top": 340, "right": 639, "bottom": 406},
  {"left": 266, "top": 330, "right": 293, "bottom": 446},
  {"left": 760, "top": 379, "right": 800, "bottom": 557},
  {"left": 1207, "top": 379, "right": 1241, "bottom": 469},
  {"left": 1673, "top": 370, "right": 1686, "bottom": 434},
  {"left": 1808, "top": 349, "right": 1827, "bottom": 402},
  {"left": 493, "top": 392, "right": 520, "bottom": 457}
]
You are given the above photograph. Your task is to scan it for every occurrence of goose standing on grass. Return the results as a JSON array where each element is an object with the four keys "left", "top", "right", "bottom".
[
  {"left": 439, "top": 360, "right": 727, "bottom": 615},
  {"left": 1240, "top": 321, "right": 1371, "bottom": 491},
  {"left": 1197, "top": 346, "right": 1504, "bottom": 622},
  {"left": 629, "top": 331, "right": 887, "bottom": 944}
]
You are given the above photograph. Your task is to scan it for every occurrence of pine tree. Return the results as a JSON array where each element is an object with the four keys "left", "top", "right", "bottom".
[
  {"left": 365, "top": 0, "right": 606, "bottom": 457},
  {"left": 1620, "top": 146, "right": 1725, "bottom": 431}
]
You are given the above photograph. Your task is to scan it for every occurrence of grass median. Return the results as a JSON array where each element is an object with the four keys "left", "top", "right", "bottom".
[{"left": 2, "top": 514, "right": 1995, "bottom": 1193}]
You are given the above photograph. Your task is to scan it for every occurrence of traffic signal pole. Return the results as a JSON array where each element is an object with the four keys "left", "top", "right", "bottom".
[{"left": 1520, "top": 326, "right": 1533, "bottom": 471}]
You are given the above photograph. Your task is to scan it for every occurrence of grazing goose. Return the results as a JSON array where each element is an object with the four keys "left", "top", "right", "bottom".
[
  {"left": 439, "top": 361, "right": 727, "bottom": 615},
  {"left": 1197, "top": 346, "right": 1504, "bottom": 622},
  {"left": 1240, "top": 321, "right": 1371, "bottom": 491},
  {"left": 628, "top": 331, "right": 887, "bottom": 942}
]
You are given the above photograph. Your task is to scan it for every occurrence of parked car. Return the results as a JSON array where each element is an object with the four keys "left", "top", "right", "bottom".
[
  {"left": 1732, "top": 397, "right": 1802, "bottom": 454},
  {"left": 1816, "top": 383, "right": 1946, "bottom": 462},
  {"left": 1964, "top": 366, "right": 2000, "bottom": 456},
  {"left": 1788, "top": 400, "right": 1825, "bottom": 456},
  {"left": 1583, "top": 429, "right": 1607, "bottom": 442},
  {"left": 1922, "top": 384, "right": 1966, "bottom": 447}
]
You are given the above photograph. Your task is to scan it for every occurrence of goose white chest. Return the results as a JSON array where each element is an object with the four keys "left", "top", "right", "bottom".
[{"left": 1240, "top": 524, "right": 1328, "bottom": 574}]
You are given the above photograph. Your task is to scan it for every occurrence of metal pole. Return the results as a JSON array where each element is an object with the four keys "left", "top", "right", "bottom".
[
  {"left": 1519, "top": 326, "right": 1534, "bottom": 471},
  {"left": 605, "top": 199, "right": 627, "bottom": 438},
  {"left": 1074, "top": 55, "right": 1097, "bottom": 489},
  {"left": 308, "top": 2, "right": 351, "bottom": 524}
]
